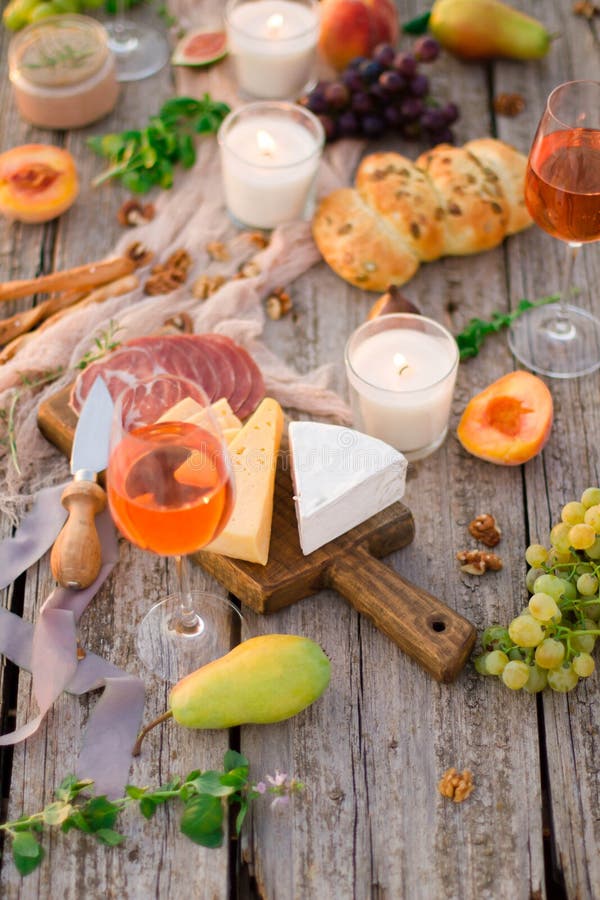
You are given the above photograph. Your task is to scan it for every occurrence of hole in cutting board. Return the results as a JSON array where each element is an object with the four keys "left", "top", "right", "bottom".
[{"left": 429, "top": 619, "right": 447, "bottom": 632}]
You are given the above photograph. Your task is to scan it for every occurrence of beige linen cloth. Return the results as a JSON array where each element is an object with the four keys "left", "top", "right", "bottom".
[{"left": 0, "top": 0, "right": 363, "bottom": 521}]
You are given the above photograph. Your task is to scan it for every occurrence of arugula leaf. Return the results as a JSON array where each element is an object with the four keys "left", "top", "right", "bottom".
[
  {"left": 180, "top": 796, "right": 224, "bottom": 847},
  {"left": 12, "top": 832, "right": 44, "bottom": 876}
]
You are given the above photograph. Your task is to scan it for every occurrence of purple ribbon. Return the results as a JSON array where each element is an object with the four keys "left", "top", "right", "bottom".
[{"left": 0, "top": 483, "right": 145, "bottom": 798}]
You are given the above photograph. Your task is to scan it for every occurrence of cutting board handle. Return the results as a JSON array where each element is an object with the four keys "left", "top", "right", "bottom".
[
  {"left": 50, "top": 481, "right": 106, "bottom": 590},
  {"left": 326, "top": 545, "right": 476, "bottom": 683}
]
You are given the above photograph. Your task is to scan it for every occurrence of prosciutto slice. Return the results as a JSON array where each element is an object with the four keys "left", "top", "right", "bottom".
[{"left": 70, "top": 333, "right": 265, "bottom": 419}]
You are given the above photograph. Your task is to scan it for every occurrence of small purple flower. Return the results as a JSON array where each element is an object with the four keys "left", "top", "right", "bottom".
[
  {"left": 267, "top": 771, "right": 288, "bottom": 788},
  {"left": 271, "top": 794, "right": 290, "bottom": 810},
  {"left": 254, "top": 782, "right": 267, "bottom": 794}
]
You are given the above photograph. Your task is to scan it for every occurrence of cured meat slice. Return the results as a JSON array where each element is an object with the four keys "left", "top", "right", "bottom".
[
  {"left": 71, "top": 344, "right": 158, "bottom": 413},
  {"left": 121, "top": 376, "right": 209, "bottom": 429},
  {"left": 190, "top": 336, "right": 236, "bottom": 406},
  {"left": 233, "top": 345, "right": 265, "bottom": 420},
  {"left": 203, "top": 334, "right": 252, "bottom": 415}
]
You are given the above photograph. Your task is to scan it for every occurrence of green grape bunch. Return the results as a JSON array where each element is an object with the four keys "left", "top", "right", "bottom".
[
  {"left": 3, "top": 0, "right": 143, "bottom": 32},
  {"left": 475, "top": 487, "right": 600, "bottom": 694}
]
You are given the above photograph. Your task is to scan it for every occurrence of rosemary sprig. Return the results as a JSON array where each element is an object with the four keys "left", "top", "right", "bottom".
[
  {"left": 76, "top": 321, "right": 122, "bottom": 370},
  {"left": 3, "top": 368, "right": 64, "bottom": 475},
  {"left": 456, "top": 294, "right": 560, "bottom": 361}
]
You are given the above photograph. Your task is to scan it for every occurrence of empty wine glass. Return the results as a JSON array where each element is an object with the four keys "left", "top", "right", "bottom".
[
  {"left": 105, "top": 0, "right": 169, "bottom": 82},
  {"left": 107, "top": 374, "right": 241, "bottom": 682},
  {"left": 508, "top": 80, "right": 600, "bottom": 378}
]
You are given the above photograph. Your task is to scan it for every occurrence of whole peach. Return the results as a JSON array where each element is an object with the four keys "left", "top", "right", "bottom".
[{"left": 319, "top": 0, "right": 400, "bottom": 71}]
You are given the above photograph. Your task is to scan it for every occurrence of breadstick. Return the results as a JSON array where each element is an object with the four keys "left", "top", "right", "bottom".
[
  {"left": 0, "top": 256, "right": 135, "bottom": 303},
  {"left": 0, "top": 291, "right": 86, "bottom": 346}
]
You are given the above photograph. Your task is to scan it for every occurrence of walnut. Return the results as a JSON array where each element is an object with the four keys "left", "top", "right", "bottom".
[
  {"left": 238, "top": 260, "right": 261, "bottom": 279},
  {"left": 192, "top": 274, "right": 226, "bottom": 300},
  {"left": 206, "top": 240, "right": 230, "bottom": 262},
  {"left": 265, "top": 288, "right": 292, "bottom": 320},
  {"left": 163, "top": 312, "right": 193, "bottom": 334},
  {"left": 144, "top": 270, "right": 186, "bottom": 295},
  {"left": 244, "top": 231, "right": 269, "bottom": 249},
  {"left": 573, "top": 0, "right": 599, "bottom": 16},
  {"left": 162, "top": 249, "right": 192, "bottom": 274},
  {"left": 456, "top": 549, "right": 503, "bottom": 575},
  {"left": 468, "top": 513, "right": 501, "bottom": 547},
  {"left": 125, "top": 241, "right": 154, "bottom": 268},
  {"left": 117, "top": 200, "right": 155, "bottom": 227},
  {"left": 493, "top": 93, "right": 526, "bottom": 117},
  {"left": 438, "top": 768, "right": 474, "bottom": 803}
]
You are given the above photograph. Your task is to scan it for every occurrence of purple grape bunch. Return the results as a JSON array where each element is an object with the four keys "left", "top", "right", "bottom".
[{"left": 300, "top": 37, "right": 459, "bottom": 145}]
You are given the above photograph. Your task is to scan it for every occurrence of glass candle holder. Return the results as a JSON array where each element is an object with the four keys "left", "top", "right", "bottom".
[
  {"left": 225, "top": 0, "right": 319, "bottom": 100},
  {"left": 218, "top": 101, "right": 324, "bottom": 229},
  {"left": 345, "top": 314, "right": 459, "bottom": 462}
]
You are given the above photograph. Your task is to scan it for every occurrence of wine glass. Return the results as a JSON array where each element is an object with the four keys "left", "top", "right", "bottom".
[
  {"left": 107, "top": 374, "right": 241, "bottom": 682},
  {"left": 508, "top": 80, "right": 600, "bottom": 378},
  {"left": 105, "top": 0, "right": 169, "bottom": 82}
]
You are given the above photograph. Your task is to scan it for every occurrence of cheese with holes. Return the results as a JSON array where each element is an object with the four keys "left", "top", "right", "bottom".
[
  {"left": 289, "top": 422, "right": 407, "bottom": 555},
  {"left": 204, "top": 398, "right": 284, "bottom": 564}
]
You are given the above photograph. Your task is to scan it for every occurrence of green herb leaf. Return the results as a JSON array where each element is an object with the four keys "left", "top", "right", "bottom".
[
  {"left": 125, "top": 786, "right": 148, "bottom": 800},
  {"left": 78, "top": 797, "right": 120, "bottom": 833},
  {"left": 139, "top": 797, "right": 157, "bottom": 820},
  {"left": 43, "top": 802, "right": 72, "bottom": 826},
  {"left": 95, "top": 828, "right": 126, "bottom": 847},
  {"left": 12, "top": 832, "right": 44, "bottom": 876},
  {"left": 402, "top": 11, "right": 431, "bottom": 34},
  {"left": 455, "top": 294, "right": 559, "bottom": 361},
  {"left": 180, "top": 795, "right": 224, "bottom": 846},
  {"left": 220, "top": 768, "right": 249, "bottom": 790},
  {"left": 224, "top": 750, "right": 249, "bottom": 772},
  {"left": 186, "top": 771, "right": 237, "bottom": 798},
  {"left": 235, "top": 800, "right": 249, "bottom": 835}
]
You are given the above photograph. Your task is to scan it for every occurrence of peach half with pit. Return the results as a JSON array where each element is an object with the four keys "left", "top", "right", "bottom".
[
  {"left": 319, "top": 0, "right": 399, "bottom": 71},
  {"left": 0, "top": 144, "right": 79, "bottom": 224},
  {"left": 457, "top": 370, "right": 553, "bottom": 465}
]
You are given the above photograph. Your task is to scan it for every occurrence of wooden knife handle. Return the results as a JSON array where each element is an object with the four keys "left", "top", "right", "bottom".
[
  {"left": 50, "top": 481, "right": 107, "bottom": 590},
  {"left": 326, "top": 545, "right": 476, "bottom": 683}
]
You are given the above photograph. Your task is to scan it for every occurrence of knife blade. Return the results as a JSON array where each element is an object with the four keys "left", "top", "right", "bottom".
[{"left": 50, "top": 376, "right": 114, "bottom": 590}]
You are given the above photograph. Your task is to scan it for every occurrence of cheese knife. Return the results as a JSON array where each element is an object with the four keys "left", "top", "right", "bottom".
[{"left": 50, "top": 376, "right": 114, "bottom": 590}]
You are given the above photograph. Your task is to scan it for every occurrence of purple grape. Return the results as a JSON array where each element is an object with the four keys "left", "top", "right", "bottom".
[
  {"left": 400, "top": 97, "right": 424, "bottom": 121},
  {"left": 317, "top": 114, "right": 338, "bottom": 142},
  {"left": 368, "top": 83, "right": 389, "bottom": 104},
  {"left": 306, "top": 90, "right": 328, "bottom": 114},
  {"left": 359, "top": 59, "right": 384, "bottom": 83},
  {"left": 360, "top": 114, "right": 386, "bottom": 137},
  {"left": 409, "top": 73, "right": 430, "bottom": 98},
  {"left": 342, "top": 69, "right": 364, "bottom": 92},
  {"left": 413, "top": 36, "right": 441, "bottom": 63},
  {"left": 324, "top": 82, "right": 350, "bottom": 110},
  {"left": 378, "top": 70, "right": 405, "bottom": 94},
  {"left": 372, "top": 43, "right": 396, "bottom": 68},
  {"left": 351, "top": 91, "right": 374, "bottom": 114},
  {"left": 420, "top": 108, "right": 447, "bottom": 132},
  {"left": 433, "top": 127, "right": 456, "bottom": 145},
  {"left": 440, "top": 101, "right": 460, "bottom": 125},
  {"left": 347, "top": 56, "right": 367, "bottom": 70},
  {"left": 383, "top": 105, "right": 404, "bottom": 128},
  {"left": 393, "top": 53, "right": 417, "bottom": 78},
  {"left": 402, "top": 121, "right": 422, "bottom": 140},
  {"left": 338, "top": 110, "right": 360, "bottom": 136}
]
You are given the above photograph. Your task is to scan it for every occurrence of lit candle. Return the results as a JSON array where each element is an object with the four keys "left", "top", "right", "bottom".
[
  {"left": 345, "top": 315, "right": 459, "bottom": 461},
  {"left": 225, "top": 0, "right": 319, "bottom": 100},
  {"left": 218, "top": 101, "right": 324, "bottom": 229}
]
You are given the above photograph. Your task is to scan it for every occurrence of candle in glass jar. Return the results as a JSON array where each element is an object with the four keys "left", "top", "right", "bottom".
[
  {"left": 225, "top": 0, "right": 319, "bottom": 99},
  {"left": 345, "top": 315, "right": 459, "bottom": 461},
  {"left": 218, "top": 102, "right": 324, "bottom": 229}
]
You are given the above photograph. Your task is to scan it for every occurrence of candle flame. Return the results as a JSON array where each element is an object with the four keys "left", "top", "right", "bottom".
[
  {"left": 266, "top": 13, "right": 284, "bottom": 35},
  {"left": 256, "top": 129, "right": 277, "bottom": 156},
  {"left": 393, "top": 352, "right": 409, "bottom": 375}
]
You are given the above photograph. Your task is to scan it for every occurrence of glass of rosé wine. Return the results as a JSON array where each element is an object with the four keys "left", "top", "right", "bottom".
[
  {"left": 508, "top": 80, "right": 600, "bottom": 378},
  {"left": 107, "top": 374, "right": 242, "bottom": 682}
]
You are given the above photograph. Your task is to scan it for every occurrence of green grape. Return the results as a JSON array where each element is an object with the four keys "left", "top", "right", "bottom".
[
  {"left": 585, "top": 537, "right": 600, "bottom": 560},
  {"left": 562, "top": 501, "right": 586, "bottom": 525},
  {"left": 529, "top": 592, "right": 559, "bottom": 622},
  {"left": 534, "top": 638, "right": 565, "bottom": 669},
  {"left": 571, "top": 628, "right": 596, "bottom": 653},
  {"left": 53, "top": 0, "right": 79, "bottom": 10},
  {"left": 485, "top": 650, "right": 509, "bottom": 675},
  {"left": 480, "top": 625, "right": 510, "bottom": 652},
  {"left": 572, "top": 653, "right": 595, "bottom": 677},
  {"left": 526, "top": 567, "right": 546, "bottom": 593},
  {"left": 547, "top": 548, "right": 575, "bottom": 567},
  {"left": 547, "top": 666, "right": 579, "bottom": 692},
  {"left": 508, "top": 647, "right": 525, "bottom": 661},
  {"left": 575, "top": 563, "right": 594, "bottom": 575},
  {"left": 550, "top": 522, "right": 572, "bottom": 553},
  {"left": 474, "top": 653, "right": 489, "bottom": 675},
  {"left": 583, "top": 601, "right": 600, "bottom": 621},
  {"left": 525, "top": 544, "right": 548, "bottom": 567},
  {"left": 577, "top": 573, "right": 598, "bottom": 596},
  {"left": 582, "top": 487, "right": 600, "bottom": 509},
  {"left": 28, "top": 1, "right": 61, "bottom": 21},
  {"left": 569, "top": 523, "right": 596, "bottom": 550},
  {"left": 508, "top": 615, "right": 544, "bottom": 648},
  {"left": 523, "top": 665, "right": 548, "bottom": 693},
  {"left": 584, "top": 504, "right": 600, "bottom": 532},
  {"left": 557, "top": 578, "right": 577, "bottom": 601},
  {"left": 533, "top": 573, "right": 566, "bottom": 601},
  {"left": 502, "top": 660, "right": 530, "bottom": 690}
]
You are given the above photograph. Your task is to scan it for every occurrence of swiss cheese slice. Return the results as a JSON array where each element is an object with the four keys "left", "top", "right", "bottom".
[
  {"left": 289, "top": 422, "right": 407, "bottom": 555},
  {"left": 204, "top": 398, "right": 284, "bottom": 565}
]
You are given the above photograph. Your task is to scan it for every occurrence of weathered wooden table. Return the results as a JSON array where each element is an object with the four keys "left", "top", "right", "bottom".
[{"left": 2, "top": 1, "right": 600, "bottom": 897}]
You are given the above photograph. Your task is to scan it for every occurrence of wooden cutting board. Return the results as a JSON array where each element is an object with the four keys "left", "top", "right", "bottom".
[{"left": 37, "top": 390, "right": 476, "bottom": 682}]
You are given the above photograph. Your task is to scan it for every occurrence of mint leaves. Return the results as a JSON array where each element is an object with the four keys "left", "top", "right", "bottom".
[
  {"left": 455, "top": 294, "right": 559, "bottom": 361},
  {"left": 1, "top": 751, "right": 303, "bottom": 878}
]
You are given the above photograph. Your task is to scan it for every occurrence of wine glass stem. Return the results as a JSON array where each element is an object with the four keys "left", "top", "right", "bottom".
[
  {"left": 174, "top": 555, "right": 201, "bottom": 633},
  {"left": 554, "top": 242, "right": 582, "bottom": 333}
]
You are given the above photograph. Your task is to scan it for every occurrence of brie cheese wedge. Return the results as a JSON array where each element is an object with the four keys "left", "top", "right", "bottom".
[{"left": 289, "top": 422, "right": 407, "bottom": 555}]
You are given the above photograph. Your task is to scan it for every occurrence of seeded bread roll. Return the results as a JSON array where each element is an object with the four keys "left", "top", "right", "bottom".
[{"left": 312, "top": 138, "right": 532, "bottom": 291}]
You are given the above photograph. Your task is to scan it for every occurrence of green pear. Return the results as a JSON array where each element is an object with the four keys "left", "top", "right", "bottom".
[
  {"left": 134, "top": 635, "right": 331, "bottom": 753},
  {"left": 429, "top": 0, "right": 552, "bottom": 61}
]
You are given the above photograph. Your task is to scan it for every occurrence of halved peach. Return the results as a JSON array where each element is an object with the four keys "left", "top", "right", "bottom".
[
  {"left": 0, "top": 144, "right": 78, "bottom": 224},
  {"left": 457, "top": 370, "right": 553, "bottom": 465}
]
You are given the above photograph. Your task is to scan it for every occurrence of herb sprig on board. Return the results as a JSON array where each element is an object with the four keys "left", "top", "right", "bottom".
[
  {"left": 2, "top": 751, "right": 303, "bottom": 877},
  {"left": 456, "top": 294, "right": 560, "bottom": 361},
  {"left": 88, "top": 95, "right": 230, "bottom": 194}
]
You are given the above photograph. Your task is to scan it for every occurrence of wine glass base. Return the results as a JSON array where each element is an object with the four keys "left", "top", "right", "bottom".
[
  {"left": 105, "top": 22, "right": 169, "bottom": 82},
  {"left": 136, "top": 590, "right": 244, "bottom": 682},
  {"left": 508, "top": 303, "right": 600, "bottom": 378}
]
